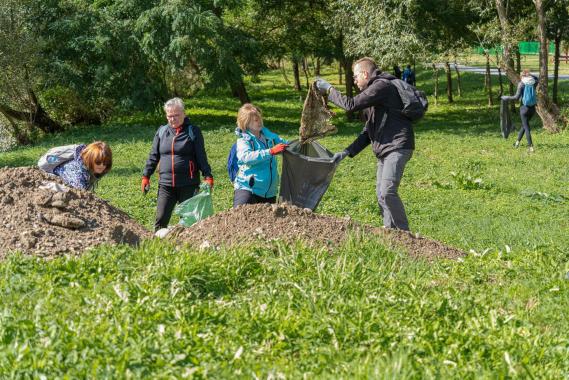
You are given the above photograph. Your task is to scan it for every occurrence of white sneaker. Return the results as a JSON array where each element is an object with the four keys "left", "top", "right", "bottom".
[{"left": 155, "top": 227, "right": 171, "bottom": 238}]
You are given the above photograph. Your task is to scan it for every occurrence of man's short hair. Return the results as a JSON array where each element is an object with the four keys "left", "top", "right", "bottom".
[
  {"left": 164, "top": 97, "right": 185, "bottom": 113},
  {"left": 354, "top": 57, "right": 378, "bottom": 74}
]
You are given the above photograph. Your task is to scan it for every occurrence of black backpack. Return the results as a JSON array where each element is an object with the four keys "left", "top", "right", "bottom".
[{"left": 382, "top": 78, "right": 428, "bottom": 122}]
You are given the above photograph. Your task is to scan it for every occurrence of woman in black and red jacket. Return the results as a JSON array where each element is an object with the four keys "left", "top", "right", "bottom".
[{"left": 142, "top": 97, "right": 213, "bottom": 231}]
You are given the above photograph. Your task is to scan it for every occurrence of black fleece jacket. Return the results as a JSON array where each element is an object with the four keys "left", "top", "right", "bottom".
[
  {"left": 328, "top": 70, "right": 414, "bottom": 158},
  {"left": 143, "top": 117, "right": 212, "bottom": 187}
]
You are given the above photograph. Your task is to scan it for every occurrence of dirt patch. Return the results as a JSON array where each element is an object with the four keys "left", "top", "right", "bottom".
[
  {"left": 0, "top": 167, "right": 151, "bottom": 258},
  {"left": 169, "top": 203, "right": 465, "bottom": 260}
]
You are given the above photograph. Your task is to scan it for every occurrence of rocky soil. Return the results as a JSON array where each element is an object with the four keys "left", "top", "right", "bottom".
[
  {"left": 169, "top": 203, "right": 465, "bottom": 260},
  {"left": 0, "top": 167, "right": 151, "bottom": 258}
]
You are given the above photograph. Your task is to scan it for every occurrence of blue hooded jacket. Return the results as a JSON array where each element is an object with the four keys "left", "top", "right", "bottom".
[{"left": 234, "top": 127, "right": 287, "bottom": 198}]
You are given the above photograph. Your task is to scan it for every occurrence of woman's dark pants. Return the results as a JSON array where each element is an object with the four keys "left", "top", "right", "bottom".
[
  {"left": 517, "top": 105, "right": 535, "bottom": 146},
  {"left": 233, "top": 189, "right": 276, "bottom": 207},
  {"left": 155, "top": 184, "right": 198, "bottom": 231}
]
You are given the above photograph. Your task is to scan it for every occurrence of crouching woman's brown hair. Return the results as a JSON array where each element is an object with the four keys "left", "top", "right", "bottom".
[{"left": 81, "top": 141, "right": 113, "bottom": 176}]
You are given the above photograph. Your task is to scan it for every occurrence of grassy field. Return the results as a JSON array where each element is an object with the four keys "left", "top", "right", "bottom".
[{"left": 0, "top": 67, "right": 568, "bottom": 378}]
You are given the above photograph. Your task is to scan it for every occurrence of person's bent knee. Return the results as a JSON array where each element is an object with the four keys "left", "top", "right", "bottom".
[{"left": 233, "top": 189, "right": 253, "bottom": 207}]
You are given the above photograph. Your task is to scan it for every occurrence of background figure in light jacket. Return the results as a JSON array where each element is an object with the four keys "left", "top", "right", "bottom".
[
  {"left": 233, "top": 103, "right": 288, "bottom": 207},
  {"left": 501, "top": 69, "right": 538, "bottom": 152}
]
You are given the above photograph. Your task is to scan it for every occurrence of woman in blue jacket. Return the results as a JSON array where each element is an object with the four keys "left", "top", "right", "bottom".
[{"left": 233, "top": 103, "right": 288, "bottom": 207}]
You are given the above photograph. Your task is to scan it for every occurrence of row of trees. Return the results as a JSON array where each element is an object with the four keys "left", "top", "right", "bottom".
[{"left": 0, "top": 0, "right": 567, "bottom": 144}]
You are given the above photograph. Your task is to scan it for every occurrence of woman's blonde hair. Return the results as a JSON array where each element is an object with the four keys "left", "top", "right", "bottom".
[
  {"left": 81, "top": 141, "right": 112, "bottom": 175},
  {"left": 237, "top": 103, "right": 263, "bottom": 132}
]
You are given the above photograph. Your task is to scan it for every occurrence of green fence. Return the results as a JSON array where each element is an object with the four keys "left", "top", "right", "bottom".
[{"left": 474, "top": 41, "right": 555, "bottom": 55}]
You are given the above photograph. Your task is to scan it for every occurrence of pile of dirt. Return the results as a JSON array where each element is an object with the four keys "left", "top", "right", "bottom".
[
  {"left": 170, "top": 203, "right": 464, "bottom": 260},
  {"left": 0, "top": 167, "right": 151, "bottom": 258}
]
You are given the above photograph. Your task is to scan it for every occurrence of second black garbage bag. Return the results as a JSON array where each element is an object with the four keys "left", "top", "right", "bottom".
[{"left": 279, "top": 140, "right": 337, "bottom": 211}]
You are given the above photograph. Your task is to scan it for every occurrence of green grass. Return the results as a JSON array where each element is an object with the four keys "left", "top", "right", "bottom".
[{"left": 1, "top": 66, "right": 569, "bottom": 378}]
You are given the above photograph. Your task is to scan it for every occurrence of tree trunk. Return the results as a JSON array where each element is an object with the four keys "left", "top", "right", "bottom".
[
  {"left": 280, "top": 59, "right": 290, "bottom": 85},
  {"left": 292, "top": 59, "right": 302, "bottom": 91},
  {"left": 444, "top": 61, "right": 453, "bottom": 103},
  {"left": 495, "top": 50, "right": 504, "bottom": 96},
  {"left": 432, "top": 64, "right": 439, "bottom": 106},
  {"left": 304, "top": 57, "right": 312, "bottom": 77},
  {"left": 515, "top": 46, "right": 521, "bottom": 74},
  {"left": 0, "top": 111, "right": 31, "bottom": 145},
  {"left": 496, "top": 0, "right": 520, "bottom": 115},
  {"left": 454, "top": 60, "right": 462, "bottom": 97},
  {"left": 230, "top": 81, "right": 250, "bottom": 104},
  {"left": 485, "top": 53, "right": 493, "bottom": 106},
  {"left": 553, "top": 33, "right": 561, "bottom": 105},
  {"left": 0, "top": 91, "right": 63, "bottom": 135},
  {"left": 338, "top": 61, "right": 343, "bottom": 85},
  {"left": 534, "top": 0, "right": 564, "bottom": 132},
  {"left": 509, "top": 82, "right": 516, "bottom": 114},
  {"left": 301, "top": 57, "right": 310, "bottom": 88},
  {"left": 497, "top": 67, "right": 504, "bottom": 96},
  {"left": 495, "top": 0, "right": 519, "bottom": 84},
  {"left": 315, "top": 57, "right": 321, "bottom": 76}
]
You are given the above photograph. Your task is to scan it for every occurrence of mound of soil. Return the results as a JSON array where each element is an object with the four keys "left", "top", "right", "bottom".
[
  {"left": 170, "top": 203, "right": 464, "bottom": 260},
  {"left": 0, "top": 167, "right": 151, "bottom": 258}
]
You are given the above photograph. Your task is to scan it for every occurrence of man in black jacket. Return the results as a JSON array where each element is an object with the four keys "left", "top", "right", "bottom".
[
  {"left": 316, "top": 57, "right": 414, "bottom": 231},
  {"left": 142, "top": 97, "right": 213, "bottom": 231}
]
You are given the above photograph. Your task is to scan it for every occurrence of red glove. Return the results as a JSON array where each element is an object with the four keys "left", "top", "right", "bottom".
[
  {"left": 204, "top": 176, "right": 214, "bottom": 189},
  {"left": 269, "top": 143, "right": 288, "bottom": 155},
  {"left": 141, "top": 176, "right": 150, "bottom": 194}
]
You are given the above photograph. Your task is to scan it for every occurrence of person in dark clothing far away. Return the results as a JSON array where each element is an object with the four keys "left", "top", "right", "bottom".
[
  {"left": 402, "top": 64, "right": 415, "bottom": 86},
  {"left": 501, "top": 69, "right": 538, "bottom": 153},
  {"left": 315, "top": 57, "right": 415, "bottom": 231},
  {"left": 393, "top": 65, "right": 402, "bottom": 79},
  {"left": 142, "top": 97, "right": 214, "bottom": 231}
]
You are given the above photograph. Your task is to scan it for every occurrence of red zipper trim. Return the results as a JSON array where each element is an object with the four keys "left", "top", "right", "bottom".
[
  {"left": 171, "top": 127, "right": 180, "bottom": 187},
  {"left": 189, "top": 161, "right": 195, "bottom": 179}
]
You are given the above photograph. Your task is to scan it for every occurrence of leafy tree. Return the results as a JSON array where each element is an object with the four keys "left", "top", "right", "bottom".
[
  {"left": 546, "top": 0, "right": 569, "bottom": 104},
  {"left": 495, "top": 0, "right": 566, "bottom": 132},
  {"left": 0, "top": 0, "right": 63, "bottom": 143},
  {"left": 335, "top": 0, "right": 478, "bottom": 104},
  {"left": 239, "top": 0, "right": 333, "bottom": 92}
]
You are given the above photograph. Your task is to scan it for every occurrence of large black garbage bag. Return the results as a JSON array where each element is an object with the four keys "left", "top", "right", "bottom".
[
  {"left": 279, "top": 140, "right": 337, "bottom": 211},
  {"left": 500, "top": 98, "right": 514, "bottom": 138}
]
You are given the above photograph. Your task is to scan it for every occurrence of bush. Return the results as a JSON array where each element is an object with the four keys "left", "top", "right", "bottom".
[{"left": 40, "top": 86, "right": 103, "bottom": 126}]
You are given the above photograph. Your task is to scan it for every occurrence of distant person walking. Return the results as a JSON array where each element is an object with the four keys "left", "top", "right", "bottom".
[
  {"left": 316, "top": 57, "right": 415, "bottom": 231},
  {"left": 402, "top": 65, "right": 415, "bottom": 86},
  {"left": 501, "top": 69, "right": 538, "bottom": 152},
  {"left": 142, "top": 97, "right": 213, "bottom": 231},
  {"left": 232, "top": 103, "right": 288, "bottom": 207},
  {"left": 393, "top": 65, "right": 402, "bottom": 79}
]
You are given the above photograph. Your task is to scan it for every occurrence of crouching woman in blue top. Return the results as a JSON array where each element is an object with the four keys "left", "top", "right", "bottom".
[
  {"left": 50, "top": 141, "right": 112, "bottom": 191},
  {"left": 233, "top": 103, "right": 288, "bottom": 207}
]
